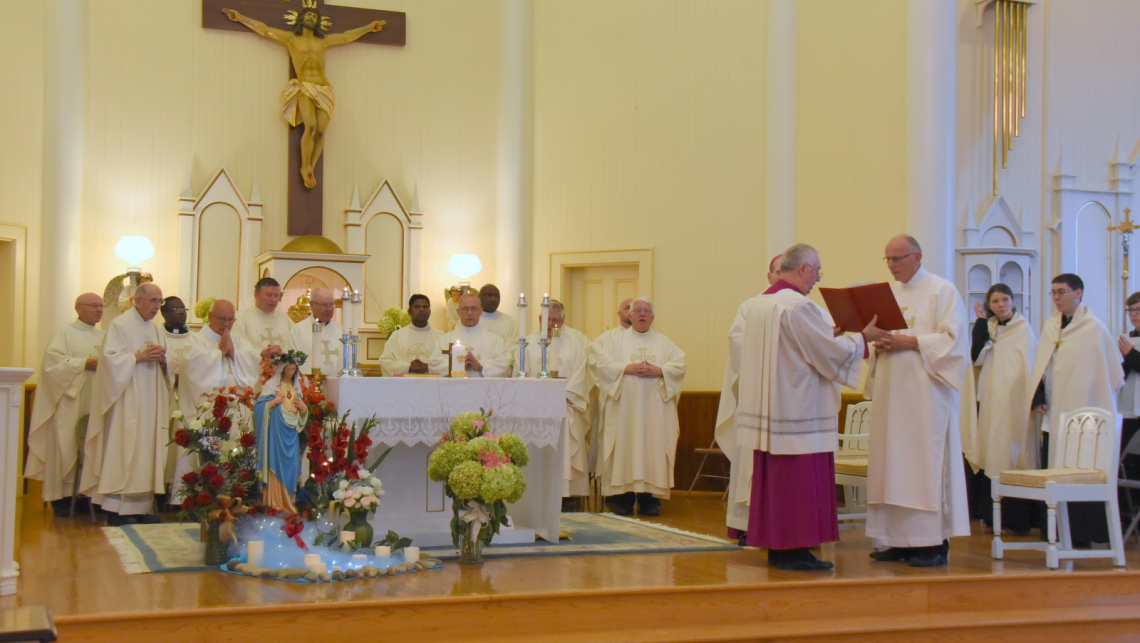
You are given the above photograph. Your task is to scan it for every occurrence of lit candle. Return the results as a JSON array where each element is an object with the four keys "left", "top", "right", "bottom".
[
  {"left": 311, "top": 321, "right": 321, "bottom": 373},
  {"left": 452, "top": 340, "right": 466, "bottom": 378},
  {"left": 404, "top": 546, "right": 420, "bottom": 562},
  {"left": 247, "top": 540, "right": 264, "bottom": 567},
  {"left": 340, "top": 530, "right": 355, "bottom": 544},
  {"left": 540, "top": 293, "right": 550, "bottom": 340},
  {"left": 517, "top": 293, "right": 527, "bottom": 341},
  {"left": 304, "top": 553, "right": 321, "bottom": 568},
  {"left": 309, "top": 562, "right": 327, "bottom": 574},
  {"left": 375, "top": 545, "right": 391, "bottom": 557}
]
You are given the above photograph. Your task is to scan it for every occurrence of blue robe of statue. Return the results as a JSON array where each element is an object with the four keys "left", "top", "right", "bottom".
[{"left": 254, "top": 375, "right": 308, "bottom": 510}]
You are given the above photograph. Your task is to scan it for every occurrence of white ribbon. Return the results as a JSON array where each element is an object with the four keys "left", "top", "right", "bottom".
[{"left": 459, "top": 502, "right": 491, "bottom": 544}]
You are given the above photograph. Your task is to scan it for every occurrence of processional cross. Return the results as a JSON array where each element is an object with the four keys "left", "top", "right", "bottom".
[
  {"left": 1109, "top": 208, "right": 1140, "bottom": 330},
  {"left": 202, "top": 0, "right": 406, "bottom": 236}
]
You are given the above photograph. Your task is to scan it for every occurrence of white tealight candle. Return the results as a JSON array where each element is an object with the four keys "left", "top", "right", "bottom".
[
  {"left": 309, "top": 562, "right": 327, "bottom": 574},
  {"left": 247, "top": 540, "right": 264, "bottom": 567},
  {"left": 404, "top": 546, "right": 420, "bottom": 562},
  {"left": 340, "top": 530, "right": 355, "bottom": 544},
  {"left": 375, "top": 545, "right": 391, "bottom": 557},
  {"left": 352, "top": 554, "right": 368, "bottom": 567},
  {"left": 304, "top": 553, "right": 321, "bottom": 568}
]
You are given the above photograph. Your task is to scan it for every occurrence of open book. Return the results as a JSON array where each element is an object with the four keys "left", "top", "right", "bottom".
[{"left": 818, "top": 283, "right": 908, "bottom": 333}]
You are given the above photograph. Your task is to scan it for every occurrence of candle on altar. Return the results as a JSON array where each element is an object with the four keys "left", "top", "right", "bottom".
[
  {"left": 375, "top": 545, "right": 391, "bottom": 557},
  {"left": 452, "top": 340, "right": 466, "bottom": 378},
  {"left": 247, "top": 540, "right": 264, "bottom": 567},
  {"left": 311, "top": 321, "right": 321, "bottom": 371},
  {"left": 304, "top": 553, "right": 321, "bottom": 568},
  {"left": 341, "top": 287, "right": 352, "bottom": 332},
  {"left": 309, "top": 562, "right": 327, "bottom": 574},
  {"left": 404, "top": 546, "right": 420, "bottom": 562},
  {"left": 517, "top": 293, "right": 527, "bottom": 340},
  {"left": 352, "top": 289, "right": 362, "bottom": 335},
  {"left": 540, "top": 293, "right": 551, "bottom": 339},
  {"left": 340, "top": 530, "right": 355, "bottom": 544}
]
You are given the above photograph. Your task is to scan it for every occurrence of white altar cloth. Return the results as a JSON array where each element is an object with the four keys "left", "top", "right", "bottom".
[{"left": 323, "top": 377, "right": 567, "bottom": 546}]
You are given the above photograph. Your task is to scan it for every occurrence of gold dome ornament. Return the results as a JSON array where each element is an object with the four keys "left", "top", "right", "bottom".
[{"left": 280, "top": 235, "right": 345, "bottom": 255}]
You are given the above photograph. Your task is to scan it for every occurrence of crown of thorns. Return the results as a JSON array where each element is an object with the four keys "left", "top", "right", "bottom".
[
  {"left": 272, "top": 349, "right": 308, "bottom": 367},
  {"left": 285, "top": 0, "right": 333, "bottom": 30}
]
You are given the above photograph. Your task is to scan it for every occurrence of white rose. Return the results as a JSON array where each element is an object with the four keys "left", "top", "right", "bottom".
[
  {"left": 171, "top": 410, "right": 183, "bottom": 421},
  {"left": 190, "top": 420, "right": 204, "bottom": 431},
  {"left": 333, "top": 490, "right": 345, "bottom": 501},
  {"left": 339, "top": 480, "right": 349, "bottom": 490},
  {"left": 199, "top": 400, "right": 212, "bottom": 411}
]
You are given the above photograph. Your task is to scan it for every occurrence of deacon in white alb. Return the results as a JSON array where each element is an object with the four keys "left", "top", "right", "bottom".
[
  {"left": 865, "top": 235, "right": 970, "bottom": 567},
  {"left": 525, "top": 300, "right": 592, "bottom": 496},
  {"left": 437, "top": 293, "right": 512, "bottom": 378},
  {"left": 594, "top": 296, "right": 685, "bottom": 516},
  {"left": 169, "top": 300, "right": 263, "bottom": 497},
  {"left": 81, "top": 283, "right": 170, "bottom": 525},
  {"left": 381, "top": 294, "right": 446, "bottom": 376},
  {"left": 233, "top": 277, "right": 292, "bottom": 358},
  {"left": 477, "top": 284, "right": 518, "bottom": 369},
  {"left": 158, "top": 296, "right": 193, "bottom": 487},
  {"left": 289, "top": 287, "right": 343, "bottom": 375},
  {"left": 25, "top": 293, "right": 106, "bottom": 515}
]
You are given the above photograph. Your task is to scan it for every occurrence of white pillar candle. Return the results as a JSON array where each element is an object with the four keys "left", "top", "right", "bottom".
[
  {"left": 375, "top": 545, "right": 391, "bottom": 557},
  {"left": 247, "top": 540, "right": 264, "bottom": 567},
  {"left": 311, "top": 322, "right": 321, "bottom": 373},
  {"left": 340, "top": 530, "right": 356, "bottom": 544},
  {"left": 304, "top": 553, "right": 321, "bottom": 568},
  {"left": 353, "top": 290, "right": 363, "bottom": 333},
  {"left": 452, "top": 340, "right": 466, "bottom": 377},
  {"left": 540, "top": 294, "right": 550, "bottom": 340},
  {"left": 517, "top": 293, "right": 527, "bottom": 341},
  {"left": 309, "top": 562, "right": 327, "bottom": 574},
  {"left": 404, "top": 546, "right": 420, "bottom": 562}
]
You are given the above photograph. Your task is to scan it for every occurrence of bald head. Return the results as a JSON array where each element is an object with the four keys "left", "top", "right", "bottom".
[
  {"left": 767, "top": 255, "right": 782, "bottom": 286},
  {"left": 617, "top": 298, "right": 633, "bottom": 328},
  {"left": 884, "top": 234, "right": 923, "bottom": 283},
  {"left": 133, "top": 283, "right": 163, "bottom": 321},
  {"left": 458, "top": 293, "right": 483, "bottom": 327},
  {"left": 208, "top": 299, "right": 237, "bottom": 334},
  {"left": 75, "top": 293, "right": 103, "bottom": 326},
  {"left": 309, "top": 287, "right": 336, "bottom": 323}
]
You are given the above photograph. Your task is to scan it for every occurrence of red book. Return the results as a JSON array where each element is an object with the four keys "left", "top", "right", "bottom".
[{"left": 818, "top": 283, "right": 908, "bottom": 333}]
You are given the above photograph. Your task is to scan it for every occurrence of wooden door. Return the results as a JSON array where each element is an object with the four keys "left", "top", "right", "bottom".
[{"left": 567, "top": 264, "right": 639, "bottom": 340}]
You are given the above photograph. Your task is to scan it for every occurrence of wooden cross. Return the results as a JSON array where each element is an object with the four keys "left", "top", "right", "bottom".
[{"left": 201, "top": 0, "right": 406, "bottom": 236}]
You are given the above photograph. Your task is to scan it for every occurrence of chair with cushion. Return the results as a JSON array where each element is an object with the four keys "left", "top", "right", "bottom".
[
  {"left": 992, "top": 407, "right": 1126, "bottom": 569},
  {"left": 835, "top": 401, "right": 872, "bottom": 524}
]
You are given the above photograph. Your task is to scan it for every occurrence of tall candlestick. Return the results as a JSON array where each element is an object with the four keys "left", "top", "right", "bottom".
[
  {"left": 540, "top": 293, "right": 550, "bottom": 338},
  {"left": 311, "top": 321, "right": 321, "bottom": 374},
  {"left": 352, "top": 290, "right": 362, "bottom": 335},
  {"left": 518, "top": 293, "right": 528, "bottom": 339}
]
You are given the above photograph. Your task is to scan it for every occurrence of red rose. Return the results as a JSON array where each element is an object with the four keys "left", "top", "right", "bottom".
[
  {"left": 215, "top": 395, "right": 229, "bottom": 408},
  {"left": 265, "top": 507, "right": 279, "bottom": 516},
  {"left": 240, "top": 433, "right": 256, "bottom": 448},
  {"left": 212, "top": 407, "right": 226, "bottom": 419},
  {"left": 181, "top": 471, "right": 199, "bottom": 485},
  {"left": 218, "top": 417, "right": 232, "bottom": 432},
  {"left": 208, "top": 474, "right": 225, "bottom": 489},
  {"left": 196, "top": 492, "right": 213, "bottom": 505},
  {"left": 231, "top": 485, "right": 247, "bottom": 498},
  {"left": 200, "top": 464, "right": 219, "bottom": 478},
  {"left": 239, "top": 469, "right": 254, "bottom": 482},
  {"left": 221, "top": 462, "right": 234, "bottom": 473},
  {"left": 181, "top": 497, "right": 195, "bottom": 511},
  {"left": 174, "top": 429, "right": 191, "bottom": 447}
]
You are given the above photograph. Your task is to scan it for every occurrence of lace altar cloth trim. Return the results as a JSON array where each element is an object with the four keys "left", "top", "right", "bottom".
[{"left": 323, "top": 377, "right": 568, "bottom": 449}]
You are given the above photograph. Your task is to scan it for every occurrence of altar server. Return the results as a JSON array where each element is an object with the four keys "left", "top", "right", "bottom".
[
  {"left": 81, "top": 283, "right": 170, "bottom": 525},
  {"left": 234, "top": 277, "right": 292, "bottom": 357},
  {"left": 381, "top": 294, "right": 445, "bottom": 376},
  {"left": 437, "top": 293, "right": 512, "bottom": 378},
  {"left": 594, "top": 296, "right": 685, "bottom": 516},
  {"left": 1028, "top": 274, "right": 1123, "bottom": 545},
  {"left": 962, "top": 284, "right": 1037, "bottom": 530},
  {"left": 1117, "top": 292, "right": 1140, "bottom": 512},
  {"left": 865, "top": 235, "right": 971, "bottom": 567},
  {"left": 25, "top": 293, "right": 105, "bottom": 514},
  {"left": 289, "top": 287, "right": 343, "bottom": 375},
  {"left": 525, "top": 300, "right": 592, "bottom": 496},
  {"left": 169, "top": 300, "right": 262, "bottom": 498}
]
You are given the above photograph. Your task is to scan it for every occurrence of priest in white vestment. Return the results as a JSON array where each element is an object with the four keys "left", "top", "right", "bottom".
[
  {"left": 865, "top": 235, "right": 970, "bottom": 567},
  {"left": 289, "top": 287, "right": 343, "bottom": 375},
  {"left": 437, "top": 293, "right": 512, "bottom": 378},
  {"left": 233, "top": 277, "right": 292, "bottom": 358},
  {"left": 25, "top": 293, "right": 106, "bottom": 514},
  {"left": 525, "top": 301, "right": 592, "bottom": 496},
  {"left": 81, "top": 283, "right": 170, "bottom": 525},
  {"left": 586, "top": 298, "right": 633, "bottom": 475},
  {"left": 477, "top": 284, "right": 518, "bottom": 371},
  {"left": 594, "top": 296, "right": 685, "bottom": 516},
  {"left": 381, "top": 294, "right": 446, "bottom": 376},
  {"left": 170, "top": 300, "right": 262, "bottom": 499},
  {"left": 1027, "top": 274, "right": 1123, "bottom": 545},
  {"left": 158, "top": 296, "right": 192, "bottom": 484}
]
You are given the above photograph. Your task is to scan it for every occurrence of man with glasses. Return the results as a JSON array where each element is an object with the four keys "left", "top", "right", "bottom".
[
  {"left": 437, "top": 293, "right": 511, "bottom": 377},
  {"left": 1026, "top": 273, "right": 1122, "bottom": 546},
  {"left": 864, "top": 235, "right": 971, "bottom": 567},
  {"left": 234, "top": 277, "right": 293, "bottom": 360},
  {"left": 169, "top": 299, "right": 263, "bottom": 500},
  {"left": 290, "top": 288, "right": 343, "bottom": 375},
  {"left": 26, "top": 293, "right": 106, "bottom": 516},
  {"left": 594, "top": 296, "right": 685, "bottom": 516},
  {"left": 82, "top": 283, "right": 170, "bottom": 525}
]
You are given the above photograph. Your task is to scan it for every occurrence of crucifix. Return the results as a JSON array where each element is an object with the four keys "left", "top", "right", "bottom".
[
  {"left": 1109, "top": 207, "right": 1140, "bottom": 330},
  {"left": 202, "top": 0, "right": 406, "bottom": 236}
]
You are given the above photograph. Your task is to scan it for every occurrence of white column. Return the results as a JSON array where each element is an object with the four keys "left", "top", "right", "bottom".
[
  {"left": 765, "top": 0, "right": 796, "bottom": 259},
  {"left": 39, "top": 0, "right": 85, "bottom": 343},
  {"left": 495, "top": 0, "right": 534, "bottom": 300},
  {"left": 905, "top": 0, "right": 958, "bottom": 279},
  {"left": 1, "top": 368, "right": 35, "bottom": 595}
]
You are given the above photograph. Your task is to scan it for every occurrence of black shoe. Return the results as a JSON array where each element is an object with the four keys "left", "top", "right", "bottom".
[
  {"left": 638, "top": 503, "right": 660, "bottom": 517},
  {"left": 908, "top": 551, "right": 948, "bottom": 567},
  {"left": 870, "top": 547, "right": 912, "bottom": 562},
  {"left": 50, "top": 499, "right": 71, "bottom": 517},
  {"left": 608, "top": 503, "right": 633, "bottom": 516},
  {"left": 769, "top": 549, "right": 834, "bottom": 571},
  {"left": 105, "top": 513, "right": 137, "bottom": 526},
  {"left": 737, "top": 534, "right": 748, "bottom": 547},
  {"left": 134, "top": 514, "right": 161, "bottom": 524}
]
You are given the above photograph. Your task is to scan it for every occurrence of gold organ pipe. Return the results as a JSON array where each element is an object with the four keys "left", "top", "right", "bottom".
[
  {"left": 993, "top": 1, "right": 1031, "bottom": 194},
  {"left": 1013, "top": 3, "right": 1020, "bottom": 138},
  {"left": 993, "top": 0, "right": 1000, "bottom": 194},
  {"left": 1020, "top": 2, "right": 1027, "bottom": 119}
]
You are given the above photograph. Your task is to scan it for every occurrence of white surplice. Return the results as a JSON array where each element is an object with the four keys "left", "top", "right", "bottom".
[
  {"left": 1027, "top": 304, "right": 1123, "bottom": 433},
  {"left": 594, "top": 328, "right": 685, "bottom": 498},
  {"left": 380, "top": 324, "right": 446, "bottom": 376},
  {"left": 479, "top": 310, "right": 519, "bottom": 370},
  {"left": 437, "top": 325, "right": 512, "bottom": 378},
  {"left": 526, "top": 326, "right": 592, "bottom": 496},
  {"left": 290, "top": 315, "right": 344, "bottom": 375},
  {"left": 865, "top": 267, "right": 971, "bottom": 547},
  {"left": 25, "top": 320, "right": 105, "bottom": 501},
  {"left": 966, "top": 313, "right": 1038, "bottom": 477},
  {"left": 233, "top": 307, "right": 295, "bottom": 353},
  {"left": 81, "top": 309, "right": 170, "bottom": 514}
]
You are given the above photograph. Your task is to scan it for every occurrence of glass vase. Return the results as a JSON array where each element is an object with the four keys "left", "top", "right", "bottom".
[
  {"left": 347, "top": 511, "right": 374, "bottom": 549},
  {"left": 203, "top": 519, "right": 229, "bottom": 566},
  {"left": 459, "top": 533, "right": 484, "bottom": 565}
]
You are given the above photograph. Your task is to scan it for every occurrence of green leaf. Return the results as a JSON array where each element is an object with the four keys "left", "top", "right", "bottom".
[{"left": 368, "top": 445, "right": 393, "bottom": 473}]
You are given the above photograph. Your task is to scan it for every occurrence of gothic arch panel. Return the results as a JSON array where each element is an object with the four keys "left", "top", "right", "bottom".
[
  {"left": 196, "top": 203, "right": 241, "bottom": 304},
  {"left": 364, "top": 212, "right": 405, "bottom": 324}
]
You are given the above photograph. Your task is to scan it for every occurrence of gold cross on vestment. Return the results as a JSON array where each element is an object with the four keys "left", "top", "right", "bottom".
[
  {"left": 319, "top": 340, "right": 339, "bottom": 365},
  {"left": 407, "top": 342, "right": 431, "bottom": 361},
  {"left": 630, "top": 347, "right": 657, "bottom": 363},
  {"left": 260, "top": 328, "right": 284, "bottom": 345}
]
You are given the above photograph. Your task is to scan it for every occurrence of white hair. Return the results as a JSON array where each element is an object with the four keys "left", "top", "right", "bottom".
[
  {"left": 631, "top": 296, "right": 654, "bottom": 310},
  {"left": 779, "top": 243, "right": 818, "bottom": 273}
]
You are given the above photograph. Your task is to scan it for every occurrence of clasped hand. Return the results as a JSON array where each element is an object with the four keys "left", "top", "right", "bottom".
[
  {"left": 218, "top": 329, "right": 235, "bottom": 357},
  {"left": 134, "top": 344, "right": 166, "bottom": 363},
  {"left": 624, "top": 361, "right": 663, "bottom": 378},
  {"left": 463, "top": 352, "right": 482, "bottom": 372},
  {"left": 1118, "top": 335, "right": 1134, "bottom": 358}
]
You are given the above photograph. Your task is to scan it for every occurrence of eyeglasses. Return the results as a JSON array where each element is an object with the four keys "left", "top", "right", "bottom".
[
  {"left": 164, "top": 307, "right": 186, "bottom": 312},
  {"left": 1050, "top": 289, "right": 1072, "bottom": 297},
  {"left": 1127, "top": 307, "right": 1140, "bottom": 314},
  {"left": 77, "top": 303, "right": 104, "bottom": 308},
  {"left": 883, "top": 253, "right": 917, "bottom": 264},
  {"left": 311, "top": 302, "right": 336, "bottom": 308},
  {"left": 210, "top": 314, "right": 237, "bottom": 323}
]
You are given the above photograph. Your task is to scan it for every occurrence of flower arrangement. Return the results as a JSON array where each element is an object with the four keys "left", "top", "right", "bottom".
[
  {"left": 332, "top": 473, "right": 385, "bottom": 514},
  {"left": 173, "top": 387, "right": 260, "bottom": 523},
  {"left": 376, "top": 307, "right": 412, "bottom": 336},
  {"left": 427, "top": 408, "right": 529, "bottom": 563},
  {"left": 193, "top": 297, "right": 216, "bottom": 322}
]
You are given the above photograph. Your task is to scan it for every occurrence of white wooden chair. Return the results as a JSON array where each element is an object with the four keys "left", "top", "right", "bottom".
[
  {"left": 835, "top": 401, "right": 872, "bottom": 524},
  {"left": 1117, "top": 428, "right": 1140, "bottom": 541},
  {"left": 992, "top": 407, "right": 1126, "bottom": 569}
]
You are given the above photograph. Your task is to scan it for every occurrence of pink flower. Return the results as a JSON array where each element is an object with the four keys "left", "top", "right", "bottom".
[
  {"left": 483, "top": 432, "right": 498, "bottom": 440},
  {"left": 473, "top": 419, "right": 484, "bottom": 430}
]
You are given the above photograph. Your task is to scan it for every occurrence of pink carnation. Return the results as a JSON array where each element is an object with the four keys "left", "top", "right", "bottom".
[{"left": 473, "top": 419, "right": 484, "bottom": 430}]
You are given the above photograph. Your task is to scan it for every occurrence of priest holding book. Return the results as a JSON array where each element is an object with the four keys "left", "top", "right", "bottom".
[{"left": 719, "top": 244, "right": 887, "bottom": 570}]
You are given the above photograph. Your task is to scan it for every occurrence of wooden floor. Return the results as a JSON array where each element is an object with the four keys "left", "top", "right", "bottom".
[{"left": 5, "top": 487, "right": 1140, "bottom": 642}]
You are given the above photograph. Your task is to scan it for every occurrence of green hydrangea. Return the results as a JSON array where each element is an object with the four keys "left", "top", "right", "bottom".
[
  {"left": 448, "top": 461, "right": 485, "bottom": 500},
  {"left": 428, "top": 441, "right": 476, "bottom": 482},
  {"left": 479, "top": 465, "right": 516, "bottom": 504},
  {"left": 193, "top": 298, "right": 216, "bottom": 322},
  {"left": 468, "top": 436, "right": 503, "bottom": 458},
  {"left": 505, "top": 464, "right": 527, "bottom": 503},
  {"left": 497, "top": 433, "right": 529, "bottom": 467},
  {"left": 449, "top": 411, "right": 486, "bottom": 441},
  {"left": 376, "top": 307, "right": 413, "bottom": 336}
]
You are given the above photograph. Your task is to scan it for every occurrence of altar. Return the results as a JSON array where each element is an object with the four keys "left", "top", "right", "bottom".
[{"left": 323, "top": 377, "right": 567, "bottom": 547}]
